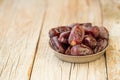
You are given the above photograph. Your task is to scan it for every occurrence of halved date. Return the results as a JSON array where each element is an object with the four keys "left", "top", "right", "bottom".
[
  {"left": 49, "top": 36, "right": 65, "bottom": 53},
  {"left": 71, "top": 44, "right": 93, "bottom": 56},
  {"left": 83, "top": 34, "right": 97, "bottom": 49},
  {"left": 68, "top": 25, "right": 85, "bottom": 46}
]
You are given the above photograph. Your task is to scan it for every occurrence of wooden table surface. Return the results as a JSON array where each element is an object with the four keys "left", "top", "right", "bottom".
[{"left": 0, "top": 0, "right": 120, "bottom": 80}]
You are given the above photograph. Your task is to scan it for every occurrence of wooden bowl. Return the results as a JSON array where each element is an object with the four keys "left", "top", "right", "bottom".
[{"left": 49, "top": 41, "right": 108, "bottom": 63}]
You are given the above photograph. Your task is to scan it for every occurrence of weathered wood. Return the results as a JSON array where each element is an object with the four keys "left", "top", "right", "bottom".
[
  {"left": 1, "top": 0, "right": 119, "bottom": 80},
  {"left": 101, "top": 0, "right": 120, "bottom": 80},
  {"left": 31, "top": 0, "right": 107, "bottom": 80},
  {"left": 0, "top": 0, "right": 45, "bottom": 80}
]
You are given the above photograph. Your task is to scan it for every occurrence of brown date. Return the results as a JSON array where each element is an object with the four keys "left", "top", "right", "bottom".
[
  {"left": 58, "top": 31, "right": 70, "bottom": 44},
  {"left": 49, "top": 36, "right": 65, "bottom": 53},
  {"left": 91, "top": 26, "right": 100, "bottom": 38},
  {"left": 49, "top": 28, "right": 60, "bottom": 38},
  {"left": 82, "top": 23, "right": 92, "bottom": 33},
  {"left": 68, "top": 24, "right": 85, "bottom": 46},
  {"left": 83, "top": 34, "right": 97, "bottom": 49},
  {"left": 70, "top": 23, "right": 92, "bottom": 34},
  {"left": 94, "top": 39, "right": 108, "bottom": 53},
  {"left": 99, "top": 27, "right": 109, "bottom": 39},
  {"left": 58, "top": 26, "right": 71, "bottom": 33},
  {"left": 49, "top": 23, "right": 109, "bottom": 56},
  {"left": 49, "top": 26, "right": 71, "bottom": 38},
  {"left": 71, "top": 44, "right": 93, "bottom": 56}
]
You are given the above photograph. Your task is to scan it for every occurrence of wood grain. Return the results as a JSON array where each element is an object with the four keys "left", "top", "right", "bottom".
[
  {"left": 101, "top": 0, "right": 120, "bottom": 80},
  {"left": 0, "top": 0, "right": 119, "bottom": 80},
  {"left": 0, "top": 0, "right": 45, "bottom": 80},
  {"left": 31, "top": 0, "right": 107, "bottom": 80}
]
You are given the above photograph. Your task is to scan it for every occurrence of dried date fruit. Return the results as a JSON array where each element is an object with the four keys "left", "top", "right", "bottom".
[
  {"left": 58, "top": 26, "right": 71, "bottom": 33},
  {"left": 71, "top": 44, "right": 93, "bottom": 56},
  {"left": 49, "top": 28, "right": 60, "bottom": 38},
  {"left": 49, "top": 36, "right": 65, "bottom": 53},
  {"left": 49, "top": 26, "right": 71, "bottom": 38},
  {"left": 83, "top": 34, "right": 97, "bottom": 49},
  {"left": 99, "top": 27, "right": 109, "bottom": 39},
  {"left": 68, "top": 25, "right": 85, "bottom": 46},
  {"left": 82, "top": 23, "right": 92, "bottom": 33},
  {"left": 94, "top": 39, "right": 108, "bottom": 53},
  {"left": 49, "top": 23, "right": 109, "bottom": 56},
  {"left": 58, "top": 31, "right": 70, "bottom": 44},
  {"left": 70, "top": 23, "right": 92, "bottom": 33},
  {"left": 91, "top": 26, "right": 100, "bottom": 38}
]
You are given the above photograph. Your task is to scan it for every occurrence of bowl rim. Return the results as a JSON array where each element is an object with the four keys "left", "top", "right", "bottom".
[{"left": 49, "top": 40, "right": 109, "bottom": 58}]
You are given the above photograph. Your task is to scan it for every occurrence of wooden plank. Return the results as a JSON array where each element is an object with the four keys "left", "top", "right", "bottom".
[
  {"left": 31, "top": 0, "right": 107, "bottom": 80},
  {"left": 31, "top": 0, "right": 72, "bottom": 80},
  {"left": 70, "top": 0, "right": 107, "bottom": 80},
  {"left": 101, "top": 0, "right": 120, "bottom": 80},
  {"left": 0, "top": 0, "right": 45, "bottom": 80}
]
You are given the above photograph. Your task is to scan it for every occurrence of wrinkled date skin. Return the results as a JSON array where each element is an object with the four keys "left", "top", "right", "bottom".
[
  {"left": 91, "top": 26, "right": 100, "bottom": 38},
  {"left": 49, "top": 36, "right": 65, "bottom": 53},
  {"left": 49, "top": 26, "right": 71, "bottom": 38},
  {"left": 71, "top": 44, "right": 93, "bottom": 56},
  {"left": 58, "top": 31, "right": 70, "bottom": 44},
  {"left": 68, "top": 25, "right": 85, "bottom": 46},
  {"left": 94, "top": 39, "right": 108, "bottom": 53},
  {"left": 99, "top": 27, "right": 109, "bottom": 39},
  {"left": 82, "top": 23, "right": 92, "bottom": 33},
  {"left": 83, "top": 34, "right": 97, "bottom": 49},
  {"left": 58, "top": 26, "right": 71, "bottom": 33},
  {"left": 70, "top": 23, "right": 92, "bottom": 34},
  {"left": 49, "top": 28, "right": 60, "bottom": 38}
]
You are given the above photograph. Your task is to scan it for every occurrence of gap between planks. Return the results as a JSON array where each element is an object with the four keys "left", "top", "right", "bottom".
[
  {"left": 29, "top": 0, "right": 108, "bottom": 80},
  {"left": 28, "top": 9, "right": 47, "bottom": 80},
  {"left": 104, "top": 52, "right": 108, "bottom": 80},
  {"left": 0, "top": 0, "right": 47, "bottom": 80}
]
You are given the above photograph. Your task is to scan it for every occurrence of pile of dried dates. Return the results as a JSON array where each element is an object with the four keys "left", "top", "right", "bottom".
[{"left": 49, "top": 23, "right": 109, "bottom": 56}]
